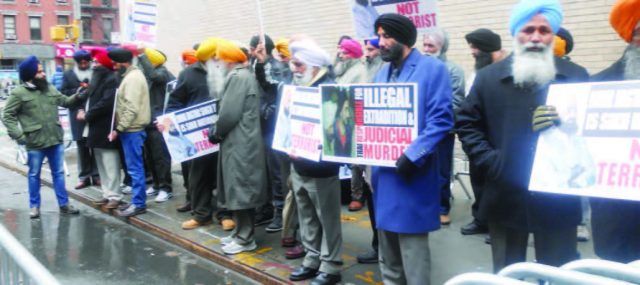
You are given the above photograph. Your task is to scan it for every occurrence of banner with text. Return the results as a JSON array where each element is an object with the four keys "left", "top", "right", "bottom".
[
  {"left": 272, "top": 85, "right": 323, "bottom": 161},
  {"left": 351, "top": 0, "right": 437, "bottom": 39},
  {"left": 156, "top": 100, "right": 219, "bottom": 163},
  {"left": 320, "top": 83, "right": 418, "bottom": 167},
  {"left": 530, "top": 80, "right": 640, "bottom": 201},
  {"left": 122, "top": 0, "right": 158, "bottom": 47}
]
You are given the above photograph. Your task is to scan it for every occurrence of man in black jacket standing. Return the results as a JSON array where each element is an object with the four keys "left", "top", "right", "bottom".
[
  {"left": 137, "top": 47, "right": 175, "bottom": 203},
  {"left": 456, "top": 0, "right": 588, "bottom": 272},
  {"left": 61, "top": 50, "right": 100, "bottom": 189}
]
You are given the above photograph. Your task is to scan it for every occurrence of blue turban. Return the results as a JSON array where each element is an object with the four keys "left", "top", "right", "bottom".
[
  {"left": 73, "top": 49, "right": 92, "bottom": 63},
  {"left": 365, "top": 38, "right": 380, "bottom": 49},
  {"left": 18, "top": 56, "right": 39, "bottom": 82},
  {"left": 509, "top": 0, "right": 563, "bottom": 37}
]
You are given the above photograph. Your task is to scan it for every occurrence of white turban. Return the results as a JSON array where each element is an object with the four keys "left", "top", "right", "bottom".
[{"left": 290, "top": 40, "right": 331, "bottom": 67}]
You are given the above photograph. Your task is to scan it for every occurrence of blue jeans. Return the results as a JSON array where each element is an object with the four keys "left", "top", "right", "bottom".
[
  {"left": 120, "top": 131, "right": 147, "bottom": 208},
  {"left": 27, "top": 144, "right": 69, "bottom": 208}
]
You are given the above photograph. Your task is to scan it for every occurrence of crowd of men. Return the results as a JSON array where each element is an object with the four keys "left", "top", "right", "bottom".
[{"left": 2, "top": 0, "right": 639, "bottom": 284}]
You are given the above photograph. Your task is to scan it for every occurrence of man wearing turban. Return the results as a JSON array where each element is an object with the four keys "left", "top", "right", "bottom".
[
  {"left": 61, "top": 49, "right": 100, "bottom": 190},
  {"left": 363, "top": 38, "right": 384, "bottom": 82},
  {"left": 249, "top": 34, "right": 292, "bottom": 233},
  {"left": 457, "top": 0, "right": 589, "bottom": 272},
  {"left": 2, "top": 56, "right": 86, "bottom": 219},
  {"left": 370, "top": 14, "right": 453, "bottom": 284},
  {"left": 589, "top": 0, "right": 640, "bottom": 264},
  {"left": 136, "top": 47, "right": 176, "bottom": 204},
  {"left": 465, "top": 28, "right": 508, "bottom": 72},
  {"left": 284, "top": 39, "right": 342, "bottom": 285},
  {"left": 167, "top": 38, "right": 233, "bottom": 231},
  {"left": 208, "top": 40, "right": 267, "bottom": 255}
]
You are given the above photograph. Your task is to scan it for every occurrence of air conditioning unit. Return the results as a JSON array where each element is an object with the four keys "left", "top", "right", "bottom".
[
  {"left": 28, "top": 0, "right": 39, "bottom": 3},
  {"left": 56, "top": 0, "right": 68, "bottom": 3},
  {"left": 5, "top": 34, "right": 17, "bottom": 40}
]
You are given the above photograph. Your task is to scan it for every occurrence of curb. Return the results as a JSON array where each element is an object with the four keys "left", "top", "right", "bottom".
[{"left": 0, "top": 159, "right": 289, "bottom": 285}]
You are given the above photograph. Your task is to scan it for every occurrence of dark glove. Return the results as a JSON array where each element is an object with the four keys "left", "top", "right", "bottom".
[
  {"left": 532, "top": 105, "right": 560, "bottom": 132},
  {"left": 207, "top": 124, "right": 223, "bottom": 144},
  {"left": 395, "top": 154, "right": 418, "bottom": 180}
]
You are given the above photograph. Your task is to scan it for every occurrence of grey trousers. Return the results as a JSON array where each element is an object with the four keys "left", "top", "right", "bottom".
[
  {"left": 231, "top": 209, "right": 256, "bottom": 245},
  {"left": 93, "top": 148, "right": 122, "bottom": 201},
  {"left": 291, "top": 168, "right": 342, "bottom": 275},
  {"left": 378, "top": 230, "right": 431, "bottom": 285},
  {"left": 489, "top": 223, "right": 578, "bottom": 272}
]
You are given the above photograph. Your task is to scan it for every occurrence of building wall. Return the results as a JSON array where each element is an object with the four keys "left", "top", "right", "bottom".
[
  {"left": 0, "top": 0, "right": 73, "bottom": 44},
  {"left": 154, "top": 0, "right": 626, "bottom": 76},
  {"left": 80, "top": 0, "right": 120, "bottom": 44}
]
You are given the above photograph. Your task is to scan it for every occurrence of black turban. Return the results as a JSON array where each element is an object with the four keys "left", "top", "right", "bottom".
[
  {"left": 108, "top": 48, "right": 133, "bottom": 63},
  {"left": 465, "top": 28, "right": 502, "bottom": 53},
  {"left": 250, "top": 34, "right": 274, "bottom": 55},
  {"left": 556, "top": 27, "right": 573, "bottom": 55},
  {"left": 374, "top": 14, "right": 417, "bottom": 47}
]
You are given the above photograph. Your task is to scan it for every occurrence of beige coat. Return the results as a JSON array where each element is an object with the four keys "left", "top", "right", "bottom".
[{"left": 116, "top": 65, "right": 150, "bottom": 132}]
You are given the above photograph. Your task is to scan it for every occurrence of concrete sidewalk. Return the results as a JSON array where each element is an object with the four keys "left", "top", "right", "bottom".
[{"left": 0, "top": 126, "right": 597, "bottom": 284}]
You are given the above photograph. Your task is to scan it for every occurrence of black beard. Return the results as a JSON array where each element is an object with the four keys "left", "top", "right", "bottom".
[
  {"left": 87, "top": 66, "right": 111, "bottom": 96},
  {"left": 474, "top": 51, "right": 493, "bottom": 70},
  {"left": 33, "top": 78, "right": 49, "bottom": 92},
  {"left": 116, "top": 66, "right": 127, "bottom": 78},
  {"left": 380, "top": 42, "right": 404, "bottom": 63}
]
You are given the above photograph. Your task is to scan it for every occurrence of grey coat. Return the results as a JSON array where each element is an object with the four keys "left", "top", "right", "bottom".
[{"left": 215, "top": 65, "right": 268, "bottom": 210}]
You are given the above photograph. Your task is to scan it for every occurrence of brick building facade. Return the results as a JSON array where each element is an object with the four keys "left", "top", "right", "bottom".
[{"left": 154, "top": 0, "right": 627, "bottom": 78}]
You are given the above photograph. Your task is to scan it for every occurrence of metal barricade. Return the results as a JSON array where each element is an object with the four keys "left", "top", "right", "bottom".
[
  {"left": 444, "top": 272, "right": 533, "bottom": 285},
  {"left": 561, "top": 259, "right": 640, "bottom": 284},
  {"left": 0, "top": 224, "right": 60, "bottom": 285},
  {"left": 498, "top": 262, "right": 634, "bottom": 285}
]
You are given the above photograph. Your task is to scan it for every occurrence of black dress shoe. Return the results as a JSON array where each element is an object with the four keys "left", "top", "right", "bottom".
[
  {"left": 485, "top": 236, "right": 491, "bottom": 245},
  {"left": 176, "top": 203, "right": 191, "bottom": 213},
  {"left": 461, "top": 220, "right": 488, "bottom": 235},
  {"left": 357, "top": 249, "right": 378, "bottom": 264},
  {"left": 311, "top": 272, "right": 341, "bottom": 285},
  {"left": 60, "top": 205, "right": 80, "bottom": 215},
  {"left": 289, "top": 266, "right": 318, "bottom": 281}
]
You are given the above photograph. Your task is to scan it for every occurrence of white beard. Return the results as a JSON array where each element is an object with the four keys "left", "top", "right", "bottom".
[
  {"left": 624, "top": 45, "right": 640, "bottom": 80},
  {"left": 74, "top": 65, "right": 92, "bottom": 82},
  {"left": 293, "top": 67, "right": 315, "bottom": 86},
  {"left": 206, "top": 60, "right": 226, "bottom": 98},
  {"left": 512, "top": 40, "right": 556, "bottom": 88}
]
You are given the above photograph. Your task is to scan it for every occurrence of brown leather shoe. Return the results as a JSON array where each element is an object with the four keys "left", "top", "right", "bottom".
[
  {"left": 92, "top": 178, "right": 101, "bottom": 187},
  {"left": 281, "top": 237, "right": 296, "bottom": 248},
  {"left": 92, "top": 198, "right": 108, "bottom": 205},
  {"left": 285, "top": 245, "right": 305, "bottom": 259},
  {"left": 181, "top": 219, "right": 211, "bottom": 230},
  {"left": 221, "top": 218, "right": 235, "bottom": 231},
  {"left": 348, "top": 201, "right": 364, "bottom": 211},
  {"left": 106, "top": 200, "right": 122, "bottom": 209},
  {"left": 75, "top": 180, "right": 90, "bottom": 190},
  {"left": 440, "top": 214, "right": 451, "bottom": 225}
]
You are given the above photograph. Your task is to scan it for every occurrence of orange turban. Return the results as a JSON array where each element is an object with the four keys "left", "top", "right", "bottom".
[
  {"left": 181, "top": 49, "right": 197, "bottom": 65},
  {"left": 275, "top": 38, "right": 290, "bottom": 59},
  {"left": 216, "top": 40, "right": 248, "bottom": 63},
  {"left": 553, "top": 36, "right": 567, "bottom": 57},
  {"left": 610, "top": 0, "right": 640, "bottom": 43}
]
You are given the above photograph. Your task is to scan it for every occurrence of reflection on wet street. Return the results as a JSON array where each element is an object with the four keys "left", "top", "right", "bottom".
[{"left": 0, "top": 169, "right": 257, "bottom": 285}]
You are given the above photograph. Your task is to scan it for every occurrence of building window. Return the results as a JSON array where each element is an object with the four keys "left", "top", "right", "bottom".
[
  {"left": 80, "top": 0, "right": 90, "bottom": 5},
  {"left": 56, "top": 0, "right": 68, "bottom": 3},
  {"left": 82, "top": 17, "right": 92, "bottom": 41},
  {"left": 57, "top": 15, "right": 69, "bottom": 25},
  {"left": 1, "top": 59, "right": 16, "bottom": 70},
  {"left": 102, "top": 0, "right": 111, "bottom": 7},
  {"left": 29, "top": 16, "right": 42, "bottom": 41},
  {"left": 102, "top": 18, "right": 112, "bottom": 42},
  {"left": 3, "top": 15, "right": 17, "bottom": 40},
  {"left": 27, "top": 0, "right": 39, "bottom": 4}
]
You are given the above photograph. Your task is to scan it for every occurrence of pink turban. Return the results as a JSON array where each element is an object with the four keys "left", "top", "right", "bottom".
[{"left": 339, "top": 39, "right": 363, "bottom": 59}]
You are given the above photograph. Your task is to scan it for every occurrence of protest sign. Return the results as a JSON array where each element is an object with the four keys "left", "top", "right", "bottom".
[
  {"left": 351, "top": 0, "right": 438, "bottom": 39},
  {"left": 272, "top": 85, "right": 323, "bottom": 161},
  {"left": 156, "top": 100, "right": 219, "bottom": 163},
  {"left": 122, "top": 0, "right": 158, "bottom": 47},
  {"left": 529, "top": 80, "right": 640, "bottom": 201},
  {"left": 320, "top": 83, "right": 418, "bottom": 167}
]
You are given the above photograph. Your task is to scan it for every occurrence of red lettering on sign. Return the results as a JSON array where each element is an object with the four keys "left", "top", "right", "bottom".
[
  {"left": 396, "top": 1, "right": 420, "bottom": 15},
  {"left": 631, "top": 139, "right": 640, "bottom": 160}
]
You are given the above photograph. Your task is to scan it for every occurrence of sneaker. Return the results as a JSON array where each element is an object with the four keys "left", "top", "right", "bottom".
[
  {"left": 155, "top": 191, "right": 173, "bottom": 203},
  {"left": 146, "top": 186, "right": 159, "bottom": 196},
  {"left": 220, "top": 235, "right": 234, "bottom": 246},
  {"left": 121, "top": 185, "right": 132, "bottom": 195},
  {"left": 117, "top": 204, "right": 146, "bottom": 217},
  {"left": 30, "top": 208, "right": 40, "bottom": 219},
  {"left": 222, "top": 240, "right": 257, "bottom": 255},
  {"left": 60, "top": 205, "right": 80, "bottom": 215},
  {"left": 577, "top": 225, "right": 590, "bottom": 242},
  {"left": 265, "top": 215, "right": 283, "bottom": 233}
]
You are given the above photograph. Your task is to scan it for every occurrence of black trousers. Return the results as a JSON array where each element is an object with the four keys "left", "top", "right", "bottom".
[
  {"left": 188, "top": 153, "right": 230, "bottom": 222},
  {"left": 76, "top": 138, "right": 99, "bottom": 182},
  {"left": 489, "top": 223, "right": 578, "bottom": 273},
  {"left": 363, "top": 182, "right": 378, "bottom": 250},
  {"left": 182, "top": 161, "right": 190, "bottom": 201},
  {"left": 469, "top": 164, "right": 486, "bottom": 225},
  {"left": 144, "top": 128, "right": 172, "bottom": 192},
  {"left": 591, "top": 198, "right": 640, "bottom": 263}
]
